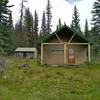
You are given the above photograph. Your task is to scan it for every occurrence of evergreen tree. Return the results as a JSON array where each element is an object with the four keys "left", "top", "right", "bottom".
[
  {"left": 84, "top": 19, "right": 89, "bottom": 39},
  {"left": 58, "top": 18, "right": 62, "bottom": 28},
  {"left": 70, "top": 5, "right": 82, "bottom": 35},
  {"left": 24, "top": 8, "right": 34, "bottom": 47},
  {"left": 19, "top": 0, "right": 27, "bottom": 32},
  {"left": 8, "top": 12, "right": 13, "bottom": 29},
  {"left": 0, "top": 0, "right": 13, "bottom": 26},
  {"left": 15, "top": 22, "right": 27, "bottom": 47},
  {"left": 0, "top": 0, "right": 15, "bottom": 55},
  {"left": 56, "top": 18, "right": 62, "bottom": 30},
  {"left": 7, "top": 12, "right": 15, "bottom": 54},
  {"left": 46, "top": 0, "right": 52, "bottom": 34},
  {"left": 40, "top": 11, "right": 47, "bottom": 38},
  {"left": 91, "top": 0, "right": 100, "bottom": 44},
  {"left": 15, "top": 0, "right": 27, "bottom": 47},
  {"left": 33, "top": 10, "right": 39, "bottom": 48}
]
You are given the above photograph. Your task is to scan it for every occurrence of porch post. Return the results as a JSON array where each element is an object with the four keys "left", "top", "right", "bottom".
[
  {"left": 88, "top": 43, "right": 91, "bottom": 62},
  {"left": 64, "top": 44, "right": 67, "bottom": 64},
  {"left": 41, "top": 43, "right": 43, "bottom": 64}
]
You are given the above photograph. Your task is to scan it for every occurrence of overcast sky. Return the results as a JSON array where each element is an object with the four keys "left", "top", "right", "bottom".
[{"left": 9, "top": 0, "right": 95, "bottom": 31}]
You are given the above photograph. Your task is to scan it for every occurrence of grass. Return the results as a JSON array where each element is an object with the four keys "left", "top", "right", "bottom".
[{"left": 0, "top": 57, "right": 100, "bottom": 100}]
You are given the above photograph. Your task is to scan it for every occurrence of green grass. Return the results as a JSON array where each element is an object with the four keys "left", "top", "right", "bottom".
[{"left": 0, "top": 57, "right": 100, "bottom": 100}]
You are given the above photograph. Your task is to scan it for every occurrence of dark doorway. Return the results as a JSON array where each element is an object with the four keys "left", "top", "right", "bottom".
[{"left": 23, "top": 52, "right": 26, "bottom": 58}]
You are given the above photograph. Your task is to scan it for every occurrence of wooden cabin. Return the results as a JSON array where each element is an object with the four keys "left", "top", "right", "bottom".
[
  {"left": 41, "top": 25, "right": 91, "bottom": 65},
  {"left": 15, "top": 47, "right": 37, "bottom": 59}
]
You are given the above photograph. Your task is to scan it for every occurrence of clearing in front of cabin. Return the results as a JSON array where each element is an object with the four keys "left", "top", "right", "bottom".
[{"left": 0, "top": 57, "right": 100, "bottom": 100}]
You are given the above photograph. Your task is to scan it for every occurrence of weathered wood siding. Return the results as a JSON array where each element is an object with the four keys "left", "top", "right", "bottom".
[
  {"left": 42, "top": 31, "right": 88, "bottom": 65},
  {"left": 43, "top": 44, "right": 87, "bottom": 65},
  {"left": 43, "top": 44, "right": 64, "bottom": 65},
  {"left": 67, "top": 45, "right": 87, "bottom": 64}
]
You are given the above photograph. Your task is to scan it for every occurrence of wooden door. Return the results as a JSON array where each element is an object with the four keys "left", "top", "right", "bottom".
[{"left": 68, "top": 48, "right": 75, "bottom": 64}]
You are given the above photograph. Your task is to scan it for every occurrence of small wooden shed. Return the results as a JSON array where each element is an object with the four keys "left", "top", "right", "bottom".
[
  {"left": 41, "top": 25, "right": 91, "bottom": 65},
  {"left": 15, "top": 47, "right": 37, "bottom": 59}
]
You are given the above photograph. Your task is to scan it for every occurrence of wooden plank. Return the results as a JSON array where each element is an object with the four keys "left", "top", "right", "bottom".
[
  {"left": 68, "top": 33, "right": 76, "bottom": 43},
  {"left": 42, "top": 43, "right": 88, "bottom": 45},
  {"left": 88, "top": 43, "right": 91, "bottom": 62},
  {"left": 41, "top": 44, "right": 43, "bottom": 64},
  {"left": 67, "top": 43, "right": 88, "bottom": 45},
  {"left": 55, "top": 32, "right": 62, "bottom": 43},
  {"left": 64, "top": 44, "right": 66, "bottom": 64},
  {"left": 42, "top": 43, "right": 64, "bottom": 45}
]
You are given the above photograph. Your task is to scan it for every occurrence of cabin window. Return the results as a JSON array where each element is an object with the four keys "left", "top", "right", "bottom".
[
  {"left": 50, "top": 48, "right": 64, "bottom": 54},
  {"left": 69, "top": 48, "right": 75, "bottom": 55}
]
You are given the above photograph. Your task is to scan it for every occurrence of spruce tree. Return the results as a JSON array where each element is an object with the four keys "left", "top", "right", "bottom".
[
  {"left": 0, "top": 0, "right": 14, "bottom": 55},
  {"left": 56, "top": 18, "right": 62, "bottom": 30},
  {"left": 33, "top": 10, "right": 39, "bottom": 48},
  {"left": 91, "top": 0, "right": 100, "bottom": 44},
  {"left": 40, "top": 11, "right": 47, "bottom": 38},
  {"left": 46, "top": 0, "right": 52, "bottom": 34},
  {"left": 15, "top": 0, "right": 27, "bottom": 47},
  {"left": 24, "top": 8, "right": 34, "bottom": 47},
  {"left": 84, "top": 19, "right": 89, "bottom": 39},
  {"left": 0, "top": 0, "right": 13, "bottom": 26},
  {"left": 70, "top": 5, "right": 82, "bottom": 35},
  {"left": 19, "top": 0, "right": 27, "bottom": 31},
  {"left": 7, "top": 12, "right": 15, "bottom": 54}
]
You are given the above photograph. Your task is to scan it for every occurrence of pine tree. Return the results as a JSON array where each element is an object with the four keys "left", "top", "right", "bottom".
[
  {"left": 56, "top": 18, "right": 62, "bottom": 30},
  {"left": 46, "top": 0, "right": 52, "bottom": 34},
  {"left": 58, "top": 18, "right": 62, "bottom": 27},
  {"left": 0, "top": 0, "right": 13, "bottom": 26},
  {"left": 0, "top": 0, "right": 14, "bottom": 55},
  {"left": 40, "top": 11, "right": 47, "bottom": 38},
  {"left": 33, "top": 10, "right": 39, "bottom": 48},
  {"left": 19, "top": 0, "right": 27, "bottom": 32},
  {"left": 15, "top": 0, "right": 27, "bottom": 47},
  {"left": 24, "top": 8, "right": 34, "bottom": 47},
  {"left": 84, "top": 19, "right": 89, "bottom": 39},
  {"left": 70, "top": 5, "right": 82, "bottom": 35},
  {"left": 8, "top": 12, "right": 13, "bottom": 29},
  {"left": 7, "top": 12, "right": 15, "bottom": 54},
  {"left": 91, "top": 0, "right": 100, "bottom": 44}
]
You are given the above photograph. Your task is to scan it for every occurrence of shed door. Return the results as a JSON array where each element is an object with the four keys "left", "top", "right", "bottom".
[{"left": 68, "top": 48, "right": 75, "bottom": 64}]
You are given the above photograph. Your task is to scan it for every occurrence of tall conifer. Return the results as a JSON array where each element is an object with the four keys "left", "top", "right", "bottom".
[
  {"left": 91, "top": 0, "right": 100, "bottom": 44},
  {"left": 70, "top": 5, "right": 82, "bottom": 35},
  {"left": 46, "top": 0, "right": 52, "bottom": 34},
  {"left": 33, "top": 10, "right": 39, "bottom": 48}
]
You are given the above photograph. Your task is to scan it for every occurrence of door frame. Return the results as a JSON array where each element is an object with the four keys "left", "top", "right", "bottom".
[{"left": 68, "top": 48, "right": 75, "bottom": 64}]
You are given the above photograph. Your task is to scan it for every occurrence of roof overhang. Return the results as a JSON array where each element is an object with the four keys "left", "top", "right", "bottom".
[
  {"left": 15, "top": 47, "right": 37, "bottom": 52},
  {"left": 40, "top": 25, "right": 92, "bottom": 44}
]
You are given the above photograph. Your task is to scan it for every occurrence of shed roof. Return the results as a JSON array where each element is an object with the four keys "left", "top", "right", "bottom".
[
  {"left": 41, "top": 25, "right": 92, "bottom": 43},
  {"left": 15, "top": 47, "right": 37, "bottom": 52}
]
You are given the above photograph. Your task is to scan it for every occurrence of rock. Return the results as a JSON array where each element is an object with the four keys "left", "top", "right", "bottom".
[
  {"left": 0, "top": 58, "right": 6, "bottom": 73},
  {"left": 18, "top": 64, "right": 29, "bottom": 69}
]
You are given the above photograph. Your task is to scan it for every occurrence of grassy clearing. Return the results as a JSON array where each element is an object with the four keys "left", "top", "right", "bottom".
[{"left": 0, "top": 57, "right": 100, "bottom": 100}]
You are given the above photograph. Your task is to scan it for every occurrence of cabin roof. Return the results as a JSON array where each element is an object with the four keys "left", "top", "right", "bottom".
[
  {"left": 15, "top": 47, "right": 37, "bottom": 52},
  {"left": 41, "top": 25, "right": 91, "bottom": 43}
]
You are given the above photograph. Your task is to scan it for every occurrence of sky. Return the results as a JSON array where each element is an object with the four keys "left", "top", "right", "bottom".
[{"left": 9, "top": 0, "right": 95, "bottom": 31}]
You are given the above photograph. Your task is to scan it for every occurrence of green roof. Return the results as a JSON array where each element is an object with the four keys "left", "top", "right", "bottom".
[{"left": 41, "top": 25, "right": 91, "bottom": 43}]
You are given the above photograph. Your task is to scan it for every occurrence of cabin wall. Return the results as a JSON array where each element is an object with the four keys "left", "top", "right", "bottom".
[
  {"left": 43, "top": 44, "right": 64, "bottom": 65},
  {"left": 67, "top": 45, "right": 87, "bottom": 64},
  {"left": 43, "top": 44, "right": 87, "bottom": 65},
  {"left": 15, "top": 52, "right": 37, "bottom": 59},
  {"left": 42, "top": 30, "right": 88, "bottom": 65}
]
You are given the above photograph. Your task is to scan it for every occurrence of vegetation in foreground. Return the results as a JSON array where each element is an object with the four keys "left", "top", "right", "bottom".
[{"left": 0, "top": 57, "right": 100, "bottom": 100}]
